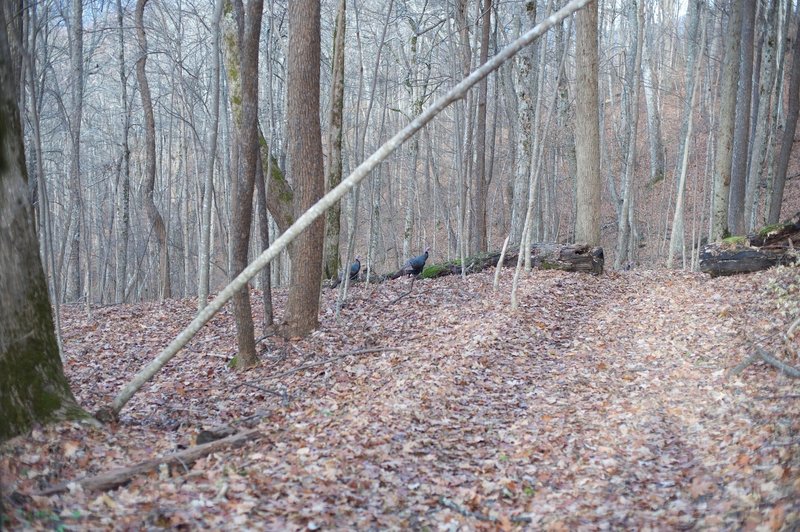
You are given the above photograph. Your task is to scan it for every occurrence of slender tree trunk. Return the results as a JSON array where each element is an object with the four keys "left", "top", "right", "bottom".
[
  {"left": 767, "top": 3, "right": 800, "bottom": 224},
  {"left": 642, "top": 20, "right": 665, "bottom": 186},
  {"left": 135, "top": 0, "right": 171, "bottom": 299},
  {"left": 230, "top": 0, "right": 264, "bottom": 368},
  {"left": 282, "top": 0, "right": 325, "bottom": 338},
  {"left": 67, "top": 0, "right": 83, "bottom": 302},
  {"left": 574, "top": 0, "right": 601, "bottom": 245},
  {"left": 198, "top": 0, "right": 224, "bottom": 309},
  {"left": 474, "top": 0, "right": 492, "bottom": 252},
  {"left": 323, "top": 0, "right": 346, "bottom": 280},
  {"left": 669, "top": 10, "right": 706, "bottom": 268},
  {"left": 510, "top": 3, "right": 536, "bottom": 245},
  {"left": 614, "top": 0, "right": 643, "bottom": 269},
  {"left": 115, "top": 0, "right": 131, "bottom": 304}
]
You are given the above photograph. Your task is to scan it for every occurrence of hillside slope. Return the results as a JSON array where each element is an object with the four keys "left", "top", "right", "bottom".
[{"left": 2, "top": 268, "right": 799, "bottom": 529}]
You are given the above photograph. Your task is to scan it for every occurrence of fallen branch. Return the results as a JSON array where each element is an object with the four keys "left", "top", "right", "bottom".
[
  {"left": 756, "top": 347, "right": 800, "bottom": 378},
  {"left": 265, "top": 347, "right": 401, "bottom": 380},
  {"left": 439, "top": 497, "right": 531, "bottom": 524},
  {"left": 35, "top": 429, "right": 262, "bottom": 495}
]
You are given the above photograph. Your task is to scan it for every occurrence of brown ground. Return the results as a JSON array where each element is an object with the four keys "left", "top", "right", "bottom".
[{"left": 2, "top": 266, "right": 799, "bottom": 529}]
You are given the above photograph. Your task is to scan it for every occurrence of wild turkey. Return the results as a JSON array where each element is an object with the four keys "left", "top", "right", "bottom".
[
  {"left": 331, "top": 257, "right": 361, "bottom": 288},
  {"left": 399, "top": 247, "right": 430, "bottom": 276},
  {"left": 348, "top": 257, "right": 361, "bottom": 280}
]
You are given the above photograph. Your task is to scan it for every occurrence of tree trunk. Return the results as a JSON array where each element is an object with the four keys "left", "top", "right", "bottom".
[
  {"left": 729, "top": 0, "right": 757, "bottom": 234},
  {"left": 0, "top": 18, "right": 84, "bottom": 441},
  {"left": 198, "top": 0, "right": 224, "bottom": 310},
  {"left": 135, "top": 0, "right": 171, "bottom": 300},
  {"left": 282, "top": 0, "right": 325, "bottom": 338},
  {"left": 474, "top": 0, "right": 492, "bottom": 252},
  {"left": 643, "top": 20, "right": 665, "bottom": 186},
  {"left": 323, "top": 0, "right": 347, "bottom": 280},
  {"left": 229, "top": 0, "right": 264, "bottom": 368},
  {"left": 115, "top": 0, "right": 131, "bottom": 304},
  {"left": 67, "top": 0, "right": 83, "bottom": 302},
  {"left": 745, "top": 0, "right": 779, "bottom": 231},
  {"left": 767, "top": 4, "right": 800, "bottom": 224},
  {"left": 574, "top": 0, "right": 601, "bottom": 245},
  {"left": 614, "top": 0, "right": 643, "bottom": 269},
  {"left": 711, "top": 0, "right": 744, "bottom": 240}
]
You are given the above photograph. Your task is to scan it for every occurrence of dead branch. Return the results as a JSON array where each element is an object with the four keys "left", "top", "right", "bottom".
[
  {"left": 35, "top": 429, "right": 262, "bottom": 495},
  {"left": 387, "top": 277, "right": 415, "bottom": 306},
  {"left": 265, "top": 347, "right": 401, "bottom": 380}
]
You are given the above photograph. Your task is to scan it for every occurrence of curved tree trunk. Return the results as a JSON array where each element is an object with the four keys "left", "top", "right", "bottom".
[{"left": 135, "top": 0, "right": 171, "bottom": 300}]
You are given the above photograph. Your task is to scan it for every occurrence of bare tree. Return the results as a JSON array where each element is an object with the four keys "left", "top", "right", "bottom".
[
  {"left": 474, "top": 0, "right": 492, "bottom": 252},
  {"left": 136, "top": 0, "right": 171, "bottom": 299},
  {"left": 574, "top": 0, "right": 600, "bottom": 245},
  {"left": 66, "top": 0, "right": 84, "bottom": 301},
  {"left": 281, "top": 0, "right": 325, "bottom": 338},
  {"left": 767, "top": 2, "right": 800, "bottom": 224},
  {"left": 711, "top": 0, "right": 743, "bottom": 241},
  {"left": 323, "top": 0, "right": 347, "bottom": 280}
]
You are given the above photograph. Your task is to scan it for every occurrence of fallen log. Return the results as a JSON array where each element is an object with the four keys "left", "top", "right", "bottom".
[
  {"left": 34, "top": 429, "right": 262, "bottom": 495},
  {"left": 700, "top": 213, "right": 800, "bottom": 277},
  {"left": 414, "top": 243, "right": 604, "bottom": 279}
]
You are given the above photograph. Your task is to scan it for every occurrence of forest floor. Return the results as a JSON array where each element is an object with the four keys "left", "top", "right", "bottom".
[{"left": 2, "top": 266, "right": 800, "bottom": 530}]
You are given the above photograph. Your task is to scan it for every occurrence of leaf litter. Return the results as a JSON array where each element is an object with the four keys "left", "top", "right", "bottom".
[{"left": 2, "top": 267, "right": 799, "bottom": 529}]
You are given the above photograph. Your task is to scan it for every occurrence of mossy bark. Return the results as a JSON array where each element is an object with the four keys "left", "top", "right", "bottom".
[{"left": 1, "top": 23, "right": 85, "bottom": 441}]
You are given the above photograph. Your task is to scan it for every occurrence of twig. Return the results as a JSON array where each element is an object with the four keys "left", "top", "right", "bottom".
[
  {"left": 236, "top": 382, "right": 290, "bottom": 404},
  {"left": 439, "top": 497, "right": 531, "bottom": 524},
  {"left": 265, "top": 347, "right": 401, "bottom": 380},
  {"left": 387, "top": 277, "right": 415, "bottom": 306}
]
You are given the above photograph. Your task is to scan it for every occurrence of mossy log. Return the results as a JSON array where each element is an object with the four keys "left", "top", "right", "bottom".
[
  {"left": 407, "top": 243, "right": 604, "bottom": 280},
  {"left": 700, "top": 213, "right": 800, "bottom": 277}
]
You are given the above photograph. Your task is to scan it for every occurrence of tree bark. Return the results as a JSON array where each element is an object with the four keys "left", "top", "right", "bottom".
[
  {"left": 0, "top": 16, "right": 84, "bottom": 441},
  {"left": 767, "top": 4, "right": 800, "bottom": 224},
  {"left": 135, "top": 0, "right": 171, "bottom": 300},
  {"left": 711, "top": 0, "right": 744, "bottom": 240},
  {"left": 729, "top": 0, "right": 757, "bottom": 234},
  {"left": 745, "top": 0, "right": 779, "bottom": 231},
  {"left": 574, "top": 0, "right": 601, "bottom": 245},
  {"left": 282, "top": 0, "right": 325, "bottom": 338},
  {"left": 474, "top": 0, "right": 492, "bottom": 252},
  {"left": 66, "top": 0, "right": 83, "bottom": 302},
  {"left": 229, "top": 0, "right": 264, "bottom": 368}
]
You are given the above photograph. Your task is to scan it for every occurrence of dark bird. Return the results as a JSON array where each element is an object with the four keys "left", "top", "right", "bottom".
[
  {"left": 349, "top": 257, "right": 361, "bottom": 280},
  {"left": 400, "top": 247, "right": 430, "bottom": 276},
  {"left": 331, "top": 256, "right": 361, "bottom": 288}
]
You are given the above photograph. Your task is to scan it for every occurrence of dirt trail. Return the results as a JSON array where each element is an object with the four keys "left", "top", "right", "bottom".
[{"left": 2, "top": 269, "right": 799, "bottom": 529}]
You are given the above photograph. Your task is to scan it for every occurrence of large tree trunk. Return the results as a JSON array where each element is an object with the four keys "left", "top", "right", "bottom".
[
  {"left": 711, "top": 0, "right": 744, "bottom": 241},
  {"left": 282, "top": 0, "right": 325, "bottom": 338},
  {"left": 135, "top": 0, "right": 171, "bottom": 300},
  {"left": 0, "top": 17, "right": 84, "bottom": 442},
  {"left": 574, "top": 0, "right": 601, "bottom": 245},
  {"left": 729, "top": 0, "right": 757, "bottom": 234},
  {"left": 744, "top": 0, "right": 779, "bottom": 231},
  {"left": 323, "top": 0, "right": 346, "bottom": 280}
]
